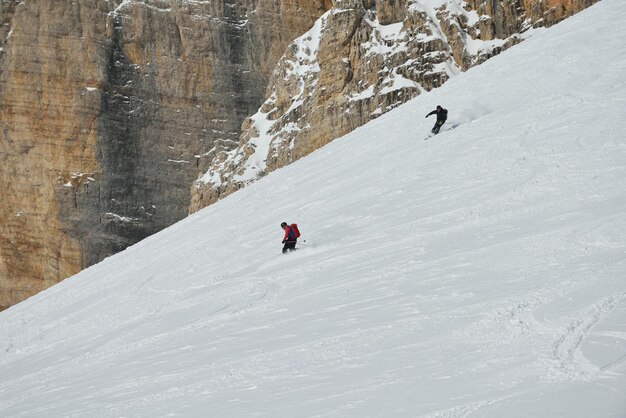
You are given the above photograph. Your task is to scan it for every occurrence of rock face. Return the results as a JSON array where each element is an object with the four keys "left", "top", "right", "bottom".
[
  {"left": 190, "top": 0, "right": 598, "bottom": 212},
  {"left": 0, "top": 0, "right": 329, "bottom": 310},
  {"left": 0, "top": 0, "right": 597, "bottom": 310}
]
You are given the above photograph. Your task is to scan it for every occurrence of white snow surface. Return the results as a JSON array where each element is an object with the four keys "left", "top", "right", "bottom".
[{"left": 2, "top": 1, "right": 626, "bottom": 416}]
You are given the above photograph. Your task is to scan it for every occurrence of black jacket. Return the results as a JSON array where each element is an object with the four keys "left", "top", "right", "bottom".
[{"left": 427, "top": 108, "right": 448, "bottom": 121}]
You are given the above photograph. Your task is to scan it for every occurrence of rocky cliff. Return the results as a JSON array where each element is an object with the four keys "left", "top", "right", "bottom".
[
  {"left": 0, "top": 0, "right": 329, "bottom": 310},
  {"left": 189, "top": 0, "right": 598, "bottom": 211},
  {"left": 0, "top": 0, "right": 597, "bottom": 310}
]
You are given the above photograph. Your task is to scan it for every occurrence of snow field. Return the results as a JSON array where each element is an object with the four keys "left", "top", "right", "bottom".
[{"left": 1, "top": 0, "right": 625, "bottom": 416}]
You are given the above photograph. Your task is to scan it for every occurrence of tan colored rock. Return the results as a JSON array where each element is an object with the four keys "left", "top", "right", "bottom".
[
  {"left": 0, "top": 0, "right": 596, "bottom": 310},
  {"left": 0, "top": 1, "right": 110, "bottom": 310},
  {"left": 190, "top": 0, "right": 599, "bottom": 212},
  {"left": 0, "top": 0, "right": 328, "bottom": 310},
  {"left": 466, "top": 0, "right": 599, "bottom": 40},
  {"left": 378, "top": 0, "right": 408, "bottom": 25}
]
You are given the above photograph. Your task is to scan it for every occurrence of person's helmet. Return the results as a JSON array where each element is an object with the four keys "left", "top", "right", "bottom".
[
  {"left": 280, "top": 222, "right": 287, "bottom": 228},
  {"left": 436, "top": 105, "right": 442, "bottom": 110}
]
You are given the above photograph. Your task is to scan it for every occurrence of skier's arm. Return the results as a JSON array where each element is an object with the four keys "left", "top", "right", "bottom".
[
  {"left": 426, "top": 110, "right": 436, "bottom": 118},
  {"left": 282, "top": 228, "right": 291, "bottom": 242}
]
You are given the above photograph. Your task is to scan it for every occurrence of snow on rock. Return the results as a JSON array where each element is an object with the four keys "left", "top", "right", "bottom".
[
  {"left": 1, "top": 0, "right": 625, "bottom": 416},
  {"left": 190, "top": 0, "right": 597, "bottom": 212}
]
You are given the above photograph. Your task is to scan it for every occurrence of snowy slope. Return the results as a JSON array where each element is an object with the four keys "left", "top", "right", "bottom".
[{"left": 1, "top": 0, "right": 625, "bottom": 416}]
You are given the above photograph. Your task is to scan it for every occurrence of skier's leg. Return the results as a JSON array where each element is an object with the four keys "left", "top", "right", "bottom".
[
  {"left": 433, "top": 120, "right": 444, "bottom": 134},
  {"left": 283, "top": 241, "right": 296, "bottom": 253}
]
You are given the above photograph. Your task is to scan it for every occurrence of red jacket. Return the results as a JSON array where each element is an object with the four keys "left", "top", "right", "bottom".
[{"left": 283, "top": 226, "right": 296, "bottom": 242}]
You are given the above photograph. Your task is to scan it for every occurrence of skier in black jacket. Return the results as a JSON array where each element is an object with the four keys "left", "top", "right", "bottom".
[{"left": 426, "top": 105, "right": 448, "bottom": 134}]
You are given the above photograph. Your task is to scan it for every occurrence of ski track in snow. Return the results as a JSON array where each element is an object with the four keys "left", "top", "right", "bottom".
[
  {"left": 1, "top": 0, "right": 626, "bottom": 417},
  {"left": 550, "top": 294, "right": 626, "bottom": 379}
]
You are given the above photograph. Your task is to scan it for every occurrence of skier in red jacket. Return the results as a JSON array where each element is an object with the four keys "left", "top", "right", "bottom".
[{"left": 281, "top": 222, "right": 298, "bottom": 253}]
